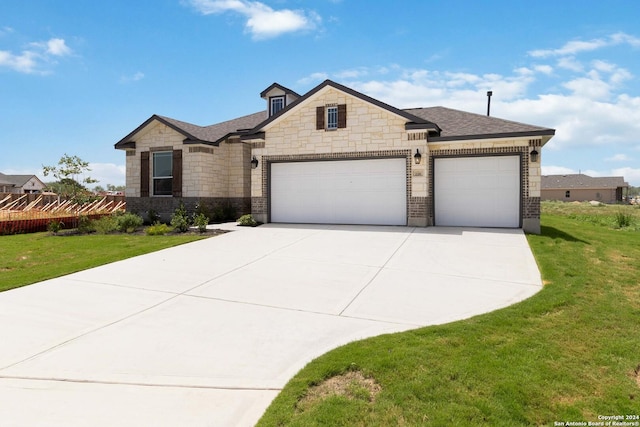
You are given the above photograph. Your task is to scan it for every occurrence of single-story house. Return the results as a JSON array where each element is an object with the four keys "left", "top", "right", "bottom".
[
  {"left": 541, "top": 174, "right": 629, "bottom": 204},
  {"left": 115, "top": 80, "right": 555, "bottom": 233},
  {"left": 0, "top": 173, "right": 46, "bottom": 194}
]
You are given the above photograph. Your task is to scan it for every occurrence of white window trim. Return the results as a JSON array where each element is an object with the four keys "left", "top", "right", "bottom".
[
  {"left": 152, "top": 151, "right": 173, "bottom": 197},
  {"left": 270, "top": 96, "right": 285, "bottom": 116},
  {"left": 326, "top": 105, "right": 338, "bottom": 130}
]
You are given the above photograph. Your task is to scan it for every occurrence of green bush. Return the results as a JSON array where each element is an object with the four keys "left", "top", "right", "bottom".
[
  {"left": 93, "top": 215, "right": 119, "bottom": 234},
  {"left": 77, "top": 215, "right": 94, "bottom": 234},
  {"left": 146, "top": 209, "right": 160, "bottom": 225},
  {"left": 194, "top": 201, "right": 211, "bottom": 221},
  {"left": 145, "top": 222, "right": 172, "bottom": 236},
  {"left": 116, "top": 213, "right": 144, "bottom": 233},
  {"left": 170, "top": 203, "right": 190, "bottom": 232},
  {"left": 193, "top": 213, "right": 209, "bottom": 233},
  {"left": 237, "top": 214, "right": 257, "bottom": 227},
  {"left": 614, "top": 211, "right": 632, "bottom": 228},
  {"left": 48, "top": 219, "right": 64, "bottom": 234}
]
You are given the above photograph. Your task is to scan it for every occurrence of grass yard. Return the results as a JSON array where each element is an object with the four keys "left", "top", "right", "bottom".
[
  {"left": 0, "top": 232, "right": 207, "bottom": 292},
  {"left": 257, "top": 202, "right": 640, "bottom": 426}
]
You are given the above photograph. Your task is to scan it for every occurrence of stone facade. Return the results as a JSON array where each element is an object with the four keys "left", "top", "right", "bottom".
[
  {"left": 123, "top": 121, "right": 251, "bottom": 220},
  {"left": 250, "top": 87, "right": 428, "bottom": 225}
]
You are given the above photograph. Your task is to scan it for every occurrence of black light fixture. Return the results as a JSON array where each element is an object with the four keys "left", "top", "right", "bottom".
[
  {"left": 530, "top": 149, "right": 539, "bottom": 163},
  {"left": 414, "top": 149, "right": 422, "bottom": 165},
  {"left": 250, "top": 156, "right": 259, "bottom": 169}
]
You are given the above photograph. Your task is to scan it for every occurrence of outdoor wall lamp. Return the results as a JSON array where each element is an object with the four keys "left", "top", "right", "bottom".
[
  {"left": 530, "top": 149, "right": 539, "bottom": 163},
  {"left": 414, "top": 149, "right": 422, "bottom": 165},
  {"left": 251, "top": 156, "right": 259, "bottom": 169}
]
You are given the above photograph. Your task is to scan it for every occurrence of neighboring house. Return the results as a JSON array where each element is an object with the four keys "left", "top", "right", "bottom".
[
  {"left": 115, "top": 80, "right": 555, "bottom": 233},
  {"left": 541, "top": 174, "right": 629, "bottom": 204},
  {"left": 0, "top": 173, "right": 46, "bottom": 194}
]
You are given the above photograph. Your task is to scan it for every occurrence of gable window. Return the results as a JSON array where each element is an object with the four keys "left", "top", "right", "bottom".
[
  {"left": 327, "top": 106, "right": 338, "bottom": 129},
  {"left": 153, "top": 151, "right": 173, "bottom": 196},
  {"left": 565, "top": 190, "right": 570, "bottom": 198},
  {"left": 270, "top": 96, "right": 285, "bottom": 116},
  {"left": 316, "top": 104, "right": 347, "bottom": 131}
]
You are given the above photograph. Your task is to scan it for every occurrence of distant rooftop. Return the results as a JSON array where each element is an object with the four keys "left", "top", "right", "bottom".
[{"left": 541, "top": 174, "right": 629, "bottom": 190}]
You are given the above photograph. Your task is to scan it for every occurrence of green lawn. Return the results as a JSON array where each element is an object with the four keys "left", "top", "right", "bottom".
[
  {"left": 0, "top": 232, "right": 206, "bottom": 292},
  {"left": 257, "top": 203, "right": 640, "bottom": 426}
]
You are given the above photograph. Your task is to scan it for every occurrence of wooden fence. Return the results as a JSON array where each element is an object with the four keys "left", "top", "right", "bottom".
[{"left": 0, "top": 193, "right": 126, "bottom": 234}]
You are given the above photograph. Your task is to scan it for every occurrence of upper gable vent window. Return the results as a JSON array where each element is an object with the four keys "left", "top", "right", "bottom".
[
  {"left": 270, "top": 96, "right": 285, "bottom": 116},
  {"left": 316, "top": 104, "right": 347, "bottom": 131}
]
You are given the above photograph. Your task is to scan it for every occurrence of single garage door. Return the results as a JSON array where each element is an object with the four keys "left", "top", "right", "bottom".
[
  {"left": 434, "top": 156, "right": 520, "bottom": 228},
  {"left": 271, "top": 158, "right": 407, "bottom": 225}
]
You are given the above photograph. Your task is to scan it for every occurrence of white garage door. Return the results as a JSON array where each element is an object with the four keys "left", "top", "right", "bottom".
[
  {"left": 271, "top": 158, "right": 407, "bottom": 225},
  {"left": 434, "top": 156, "right": 520, "bottom": 228}
]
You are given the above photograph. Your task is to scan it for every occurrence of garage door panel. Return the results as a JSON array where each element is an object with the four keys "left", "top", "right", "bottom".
[
  {"left": 271, "top": 159, "right": 406, "bottom": 225},
  {"left": 435, "top": 156, "right": 520, "bottom": 228}
]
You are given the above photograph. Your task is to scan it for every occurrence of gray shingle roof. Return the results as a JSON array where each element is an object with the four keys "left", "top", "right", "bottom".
[
  {"left": 115, "top": 111, "right": 267, "bottom": 149},
  {"left": 404, "top": 106, "right": 554, "bottom": 140},
  {"left": 0, "top": 173, "right": 35, "bottom": 187},
  {"left": 541, "top": 174, "right": 629, "bottom": 190},
  {"left": 115, "top": 81, "right": 554, "bottom": 150}
]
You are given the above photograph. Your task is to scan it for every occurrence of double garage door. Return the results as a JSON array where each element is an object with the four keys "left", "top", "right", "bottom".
[
  {"left": 271, "top": 158, "right": 407, "bottom": 226},
  {"left": 269, "top": 155, "right": 521, "bottom": 228}
]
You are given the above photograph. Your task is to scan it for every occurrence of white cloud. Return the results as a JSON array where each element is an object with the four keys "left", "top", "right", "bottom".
[
  {"left": 120, "top": 71, "right": 145, "bottom": 83},
  {"left": 185, "top": 0, "right": 321, "bottom": 39},
  {"left": 89, "top": 163, "right": 126, "bottom": 187},
  {"left": 612, "top": 167, "right": 640, "bottom": 184},
  {"left": 534, "top": 65, "right": 553, "bottom": 75},
  {"left": 557, "top": 56, "right": 583, "bottom": 72},
  {"left": 605, "top": 154, "right": 632, "bottom": 162},
  {"left": 0, "top": 50, "right": 39, "bottom": 73},
  {"left": 297, "top": 71, "right": 329, "bottom": 85},
  {"left": 529, "top": 38, "right": 609, "bottom": 58},
  {"left": 528, "top": 33, "right": 640, "bottom": 59},
  {"left": 0, "top": 37, "right": 73, "bottom": 74},
  {"left": 45, "top": 38, "right": 72, "bottom": 56}
]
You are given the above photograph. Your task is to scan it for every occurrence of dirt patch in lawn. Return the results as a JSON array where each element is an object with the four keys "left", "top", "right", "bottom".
[{"left": 296, "top": 371, "right": 382, "bottom": 412}]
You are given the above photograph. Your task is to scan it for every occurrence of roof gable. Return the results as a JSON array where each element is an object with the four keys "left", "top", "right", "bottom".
[
  {"left": 0, "top": 173, "right": 43, "bottom": 187},
  {"left": 246, "top": 79, "right": 441, "bottom": 136},
  {"left": 115, "top": 111, "right": 267, "bottom": 150},
  {"left": 260, "top": 82, "right": 301, "bottom": 99}
]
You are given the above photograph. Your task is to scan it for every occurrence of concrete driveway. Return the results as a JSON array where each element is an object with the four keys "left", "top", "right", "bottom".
[{"left": 0, "top": 224, "right": 542, "bottom": 426}]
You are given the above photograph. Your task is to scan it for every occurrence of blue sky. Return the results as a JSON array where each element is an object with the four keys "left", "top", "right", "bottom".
[{"left": 2, "top": 0, "right": 640, "bottom": 187}]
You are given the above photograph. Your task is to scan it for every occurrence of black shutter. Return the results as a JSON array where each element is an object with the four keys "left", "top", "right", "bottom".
[
  {"left": 337, "top": 104, "right": 347, "bottom": 128},
  {"left": 140, "top": 151, "right": 149, "bottom": 197},
  {"left": 316, "top": 106, "right": 325, "bottom": 130},
  {"left": 172, "top": 149, "right": 182, "bottom": 197}
]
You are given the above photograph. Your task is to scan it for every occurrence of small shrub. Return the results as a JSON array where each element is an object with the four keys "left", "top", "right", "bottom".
[
  {"left": 146, "top": 209, "right": 160, "bottom": 225},
  {"left": 117, "top": 212, "right": 144, "bottom": 233},
  {"left": 145, "top": 222, "right": 172, "bottom": 236},
  {"left": 93, "top": 215, "right": 119, "bottom": 234},
  {"left": 77, "top": 215, "right": 94, "bottom": 234},
  {"left": 170, "top": 203, "right": 190, "bottom": 232},
  {"left": 237, "top": 214, "right": 257, "bottom": 227},
  {"left": 193, "top": 213, "right": 210, "bottom": 233},
  {"left": 194, "top": 201, "right": 211, "bottom": 220},
  {"left": 48, "top": 220, "right": 64, "bottom": 234},
  {"left": 614, "top": 211, "right": 632, "bottom": 228},
  {"left": 211, "top": 206, "right": 225, "bottom": 223}
]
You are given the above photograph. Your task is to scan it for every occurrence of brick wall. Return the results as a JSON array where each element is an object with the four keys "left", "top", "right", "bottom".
[{"left": 126, "top": 196, "right": 250, "bottom": 222}]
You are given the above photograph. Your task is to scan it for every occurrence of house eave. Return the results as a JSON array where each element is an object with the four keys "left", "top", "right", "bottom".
[{"left": 429, "top": 129, "right": 556, "bottom": 143}]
